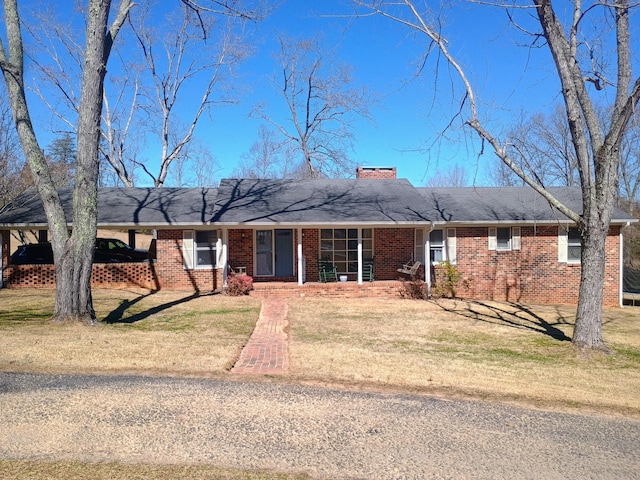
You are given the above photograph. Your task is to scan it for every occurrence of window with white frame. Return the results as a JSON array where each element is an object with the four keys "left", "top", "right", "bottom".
[
  {"left": 182, "top": 230, "right": 219, "bottom": 269},
  {"left": 558, "top": 226, "right": 581, "bottom": 263},
  {"left": 320, "top": 228, "right": 373, "bottom": 274},
  {"left": 415, "top": 228, "right": 456, "bottom": 264},
  {"left": 430, "top": 229, "right": 444, "bottom": 263},
  {"left": 488, "top": 227, "right": 521, "bottom": 251}
]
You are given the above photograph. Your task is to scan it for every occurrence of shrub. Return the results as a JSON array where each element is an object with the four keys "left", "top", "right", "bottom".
[
  {"left": 226, "top": 273, "right": 253, "bottom": 296},
  {"left": 432, "top": 261, "right": 468, "bottom": 298},
  {"left": 398, "top": 278, "right": 428, "bottom": 300}
]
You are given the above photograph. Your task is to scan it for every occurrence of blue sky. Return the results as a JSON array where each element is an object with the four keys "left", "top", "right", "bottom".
[
  {"left": 15, "top": 0, "right": 572, "bottom": 187},
  {"left": 200, "top": 0, "right": 563, "bottom": 185}
]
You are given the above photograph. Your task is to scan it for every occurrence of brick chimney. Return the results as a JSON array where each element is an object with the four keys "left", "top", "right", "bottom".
[{"left": 356, "top": 166, "right": 397, "bottom": 179}]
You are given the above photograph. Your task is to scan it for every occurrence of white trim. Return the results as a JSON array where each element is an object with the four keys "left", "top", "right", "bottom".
[
  {"left": 512, "top": 226, "right": 521, "bottom": 250},
  {"left": 297, "top": 228, "right": 304, "bottom": 285},
  {"left": 558, "top": 227, "right": 568, "bottom": 263},
  {"left": 182, "top": 230, "right": 194, "bottom": 269},
  {"left": 357, "top": 229, "right": 363, "bottom": 285},
  {"left": 488, "top": 227, "right": 497, "bottom": 251},
  {"left": 221, "top": 229, "right": 229, "bottom": 287},
  {"left": 446, "top": 228, "right": 457, "bottom": 264}
]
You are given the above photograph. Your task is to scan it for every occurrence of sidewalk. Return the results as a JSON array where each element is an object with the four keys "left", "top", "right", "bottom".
[{"left": 231, "top": 298, "right": 289, "bottom": 374}]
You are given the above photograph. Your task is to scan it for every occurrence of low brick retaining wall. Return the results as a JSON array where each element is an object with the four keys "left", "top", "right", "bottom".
[
  {"left": 250, "top": 280, "right": 402, "bottom": 298},
  {"left": 3, "top": 262, "right": 159, "bottom": 290}
]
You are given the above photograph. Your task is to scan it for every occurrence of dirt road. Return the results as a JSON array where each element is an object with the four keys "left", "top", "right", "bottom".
[{"left": 0, "top": 372, "right": 638, "bottom": 479}]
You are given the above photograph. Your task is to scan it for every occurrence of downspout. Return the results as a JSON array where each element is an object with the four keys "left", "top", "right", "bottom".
[
  {"left": 620, "top": 222, "right": 631, "bottom": 307},
  {"left": 425, "top": 222, "right": 435, "bottom": 298}
]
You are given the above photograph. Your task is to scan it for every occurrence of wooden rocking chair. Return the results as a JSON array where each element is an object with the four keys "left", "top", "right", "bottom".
[
  {"left": 318, "top": 259, "right": 338, "bottom": 282},
  {"left": 397, "top": 260, "right": 421, "bottom": 277}
]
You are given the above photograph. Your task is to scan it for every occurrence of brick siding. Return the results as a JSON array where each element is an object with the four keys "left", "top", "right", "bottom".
[
  {"left": 154, "top": 229, "right": 221, "bottom": 292},
  {"left": 434, "top": 225, "right": 621, "bottom": 306},
  {"left": 1, "top": 226, "right": 622, "bottom": 306}
]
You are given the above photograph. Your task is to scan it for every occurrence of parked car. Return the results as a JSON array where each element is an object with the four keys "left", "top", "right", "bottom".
[
  {"left": 94, "top": 238, "right": 150, "bottom": 263},
  {"left": 10, "top": 243, "right": 54, "bottom": 265},
  {"left": 10, "top": 238, "right": 149, "bottom": 265}
]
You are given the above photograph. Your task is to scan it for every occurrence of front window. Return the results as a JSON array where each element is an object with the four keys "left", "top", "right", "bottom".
[
  {"left": 496, "top": 227, "right": 511, "bottom": 250},
  {"left": 430, "top": 230, "right": 444, "bottom": 263},
  {"left": 320, "top": 228, "right": 373, "bottom": 274},
  {"left": 195, "top": 230, "right": 217, "bottom": 267},
  {"left": 568, "top": 228, "right": 581, "bottom": 263}
]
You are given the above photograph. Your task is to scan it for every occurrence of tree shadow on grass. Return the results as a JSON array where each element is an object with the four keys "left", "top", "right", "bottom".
[
  {"left": 102, "top": 291, "right": 217, "bottom": 324},
  {"left": 432, "top": 298, "right": 573, "bottom": 342}
]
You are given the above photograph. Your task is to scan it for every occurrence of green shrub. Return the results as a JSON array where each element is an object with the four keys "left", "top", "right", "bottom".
[{"left": 432, "top": 261, "right": 468, "bottom": 298}]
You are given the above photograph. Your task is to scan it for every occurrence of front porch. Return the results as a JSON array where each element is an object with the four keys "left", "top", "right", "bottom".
[{"left": 250, "top": 280, "right": 403, "bottom": 298}]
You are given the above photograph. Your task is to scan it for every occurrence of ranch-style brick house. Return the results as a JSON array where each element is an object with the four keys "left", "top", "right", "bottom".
[{"left": 0, "top": 167, "right": 636, "bottom": 306}]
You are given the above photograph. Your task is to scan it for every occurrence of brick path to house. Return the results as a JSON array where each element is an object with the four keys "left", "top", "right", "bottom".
[{"left": 231, "top": 298, "right": 289, "bottom": 375}]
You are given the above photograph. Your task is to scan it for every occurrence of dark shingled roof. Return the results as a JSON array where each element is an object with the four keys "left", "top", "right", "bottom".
[
  {"left": 0, "top": 181, "right": 635, "bottom": 227},
  {"left": 211, "top": 178, "right": 430, "bottom": 224},
  {"left": 416, "top": 186, "right": 636, "bottom": 224},
  {"left": 0, "top": 187, "right": 218, "bottom": 227}
]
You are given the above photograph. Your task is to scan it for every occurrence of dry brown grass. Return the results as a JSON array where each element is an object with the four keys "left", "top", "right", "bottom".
[
  {"left": 1, "top": 289, "right": 639, "bottom": 478},
  {"left": 0, "top": 460, "right": 310, "bottom": 480},
  {"left": 287, "top": 297, "right": 640, "bottom": 417},
  {"left": 0, "top": 288, "right": 261, "bottom": 376}
]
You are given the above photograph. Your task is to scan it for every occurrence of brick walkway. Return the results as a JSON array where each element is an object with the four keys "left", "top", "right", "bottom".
[{"left": 231, "top": 298, "right": 289, "bottom": 375}]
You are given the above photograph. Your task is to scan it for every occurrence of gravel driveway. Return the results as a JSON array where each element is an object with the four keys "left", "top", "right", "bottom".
[{"left": 0, "top": 372, "right": 638, "bottom": 479}]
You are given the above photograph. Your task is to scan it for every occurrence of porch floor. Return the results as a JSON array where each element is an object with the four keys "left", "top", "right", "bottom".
[{"left": 250, "top": 280, "right": 403, "bottom": 298}]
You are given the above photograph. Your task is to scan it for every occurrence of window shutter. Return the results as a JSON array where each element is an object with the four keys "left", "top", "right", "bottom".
[
  {"left": 558, "top": 227, "right": 568, "bottom": 263},
  {"left": 446, "top": 228, "right": 457, "bottom": 264},
  {"left": 415, "top": 228, "right": 424, "bottom": 264},
  {"left": 488, "top": 227, "right": 497, "bottom": 251},
  {"left": 512, "top": 227, "right": 521, "bottom": 250},
  {"left": 183, "top": 230, "right": 194, "bottom": 269}
]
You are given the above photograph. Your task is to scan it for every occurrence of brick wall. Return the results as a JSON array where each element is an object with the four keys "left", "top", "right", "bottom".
[
  {"left": 2, "top": 225, "right": 623, "bottom": 306},
  {"left": 374, "top": 228, "right": 415, "bottom": 279},
  {"left": 154, "top": 229, "right": 221, "bottom": 292},
  {"left": 437, "top": 225, "right": 621, "bottom": 306},
  {"left": 3, "top": 263, "right": 159, "bottom": 290},
  {"left": 1, "top": 230, "right": 9, "bottom": 271}
]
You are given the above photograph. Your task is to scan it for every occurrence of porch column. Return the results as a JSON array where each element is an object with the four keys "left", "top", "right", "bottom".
[
  {"left": 221, "top": 228, "right": 229, "bottom": 287},
  {"left": 297, "top": 227, "right": 304, "bottom": 285},
  {"left": 424, "top": 228, "right": 431, "bottom": 294},
  {"left": 357, "top": 229, "right": 363, "bottom": 285}
]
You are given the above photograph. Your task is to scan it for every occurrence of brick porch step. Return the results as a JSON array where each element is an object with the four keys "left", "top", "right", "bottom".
[{"left": 250, "top": 280, "right": 402, "bottom": 298}]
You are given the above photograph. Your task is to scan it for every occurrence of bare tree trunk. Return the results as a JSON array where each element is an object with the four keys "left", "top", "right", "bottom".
[
  {"left": 1, "top": 0, "right": 132, "bottom": 324},
  {"left": 574, "top": 220, "right": 608, "bottom": 349}
]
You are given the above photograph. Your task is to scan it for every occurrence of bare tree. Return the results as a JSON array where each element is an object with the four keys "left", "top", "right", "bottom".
[
  {"left": 426, "top": 164, "right": 468, "bottom": 187},
  {"left": 26, "top": 1, "right": 265, "bottom": 188},
  {"left": 0, "top": 0, "right": 133, "bottom": 323},
  {"left": 355, "top": 0, "right": 640, "bottom": 351},
  {"left": 129, "top": 1, "right": 252, "bottom": 187},
  {"left": 253, "top": 35, "right": 371, "bottom": 178},
  {"left": 0, "top": 93, "right": 25, "bottom": 208},
  {"left": 166, "top": 139, "right": 219, "bottom": 187},
  {"left": 235, "top": 124, "right": 298, "bottom": 178}
]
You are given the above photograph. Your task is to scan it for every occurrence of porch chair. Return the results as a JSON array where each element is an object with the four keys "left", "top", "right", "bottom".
[
  {"left": 363, "top": 260, "right": 374, "bottom": 282},
  {"left": 397, "top": 259, "right": 421, "bottom": 277},
  {"left": 318, "top": 259, "right": 338, "bottom": 282}
]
